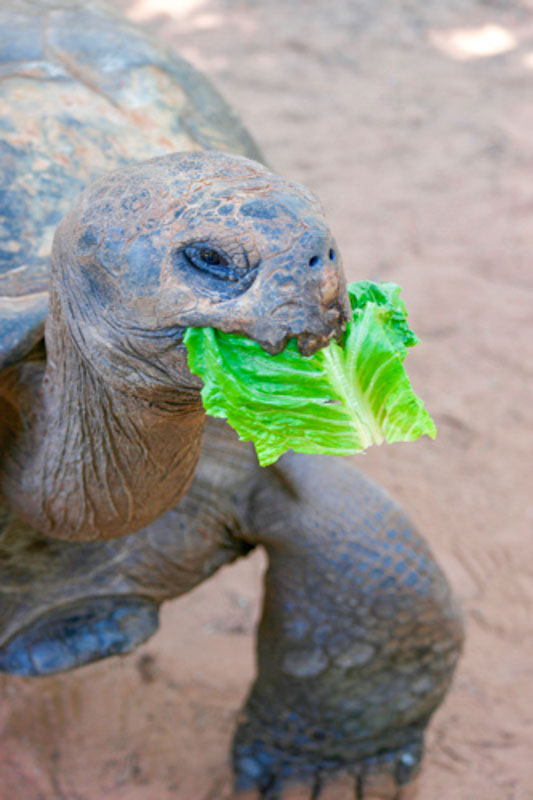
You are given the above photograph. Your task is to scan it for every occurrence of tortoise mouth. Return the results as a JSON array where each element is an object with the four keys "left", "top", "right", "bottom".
[
  {"left": 289, "top": 302, "right": 350, "bottom": 356},
  {"left": 253, "top": 318, "right": 347, "bottom": 357},
  {"left": 296, "top": 328, "right": 343, "bottom": 357},
  {"left": 177, "top": 289, "right": 349, "bottom": 359}
]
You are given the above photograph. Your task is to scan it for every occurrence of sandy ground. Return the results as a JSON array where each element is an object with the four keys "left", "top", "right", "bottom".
[{"left": 1, "top": 0, "right": 533, "bottom": 798}]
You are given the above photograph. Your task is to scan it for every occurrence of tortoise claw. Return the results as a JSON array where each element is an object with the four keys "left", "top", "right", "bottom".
[
  {"left": 0, "top": 596, "right": 159, "bottom": 676},
  {"left": 233, "top": 730, "right": 423, "bottom": 799}
]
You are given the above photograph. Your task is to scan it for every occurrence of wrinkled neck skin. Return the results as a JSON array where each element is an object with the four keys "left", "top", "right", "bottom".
[{"left": 1, "top": 296, "right": 205, "bottom": 542}]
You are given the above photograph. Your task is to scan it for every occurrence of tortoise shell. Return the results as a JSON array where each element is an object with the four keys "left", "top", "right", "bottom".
[{"left": 0, "top": 0, "right": 263, "bottom": 370}]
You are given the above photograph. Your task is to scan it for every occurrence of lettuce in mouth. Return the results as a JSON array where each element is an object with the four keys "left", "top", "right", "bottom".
[{"left": 183, "top": 281, "right": 436, "bottom": 466}]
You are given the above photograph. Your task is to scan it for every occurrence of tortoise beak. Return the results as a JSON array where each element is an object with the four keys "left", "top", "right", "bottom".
[
  {"left": 295, "top": 301, "right": 348, "bottom": 356},
  {"left": 251, "top": 284, "right": 350, "bottom": 357}
]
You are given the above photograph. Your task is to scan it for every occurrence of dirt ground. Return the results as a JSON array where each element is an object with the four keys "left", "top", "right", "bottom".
[{"left": 1, "top": 0, "right": 532, "bottom": 798}]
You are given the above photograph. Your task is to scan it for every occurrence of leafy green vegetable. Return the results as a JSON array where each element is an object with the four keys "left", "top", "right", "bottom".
[{"left": 183, "top": 281, "right": 436, "bottom": 466}]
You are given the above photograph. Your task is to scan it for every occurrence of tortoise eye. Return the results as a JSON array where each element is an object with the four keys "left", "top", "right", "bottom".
[
  {"left": 178, "top": 242, "right": 257, "bottom": 296},
  {"left": 184, "top": 244, "right": 234, "bottom": 280},
  {"left": 199, "top": 248, "right": 225, "bottom": 266}
]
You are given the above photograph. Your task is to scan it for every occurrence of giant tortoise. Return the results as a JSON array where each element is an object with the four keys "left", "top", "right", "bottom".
[{"left": 0, "top": 1, "right": 463, "bottom": 797}]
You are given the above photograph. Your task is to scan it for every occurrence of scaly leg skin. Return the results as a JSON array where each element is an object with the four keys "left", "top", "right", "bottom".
[{"left": 232, "top": 452, "right": 463, "bottom": 799}]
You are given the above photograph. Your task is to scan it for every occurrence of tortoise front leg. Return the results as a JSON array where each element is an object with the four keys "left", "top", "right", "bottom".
[
  {"left": 232, "top": 452, "right": 463, "bottom": 799},
  {"left": 0, "top": 472, "right": 251, "bottom": 676}
]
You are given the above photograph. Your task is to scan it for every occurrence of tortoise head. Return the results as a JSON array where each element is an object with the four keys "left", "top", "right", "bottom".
[{"left": 51, "top": 152, "right": 350, "bottom": 396}]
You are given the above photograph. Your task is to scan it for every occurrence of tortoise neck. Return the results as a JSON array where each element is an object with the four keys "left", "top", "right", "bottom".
[{"left": 2, "top": 306, "right": 205, "bottom": 542}]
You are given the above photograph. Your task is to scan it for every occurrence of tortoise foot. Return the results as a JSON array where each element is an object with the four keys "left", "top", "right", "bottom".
[
  {"left": 0, "top": 596, "right": 159, "bottom": 676},
  {"left": 234, "top": 730, "right": 423, "bottom": 799}
]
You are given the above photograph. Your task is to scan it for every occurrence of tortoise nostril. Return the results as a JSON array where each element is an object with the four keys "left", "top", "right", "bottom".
[{"left": 310, "top": 250, "right": 335, "bottom": 267}]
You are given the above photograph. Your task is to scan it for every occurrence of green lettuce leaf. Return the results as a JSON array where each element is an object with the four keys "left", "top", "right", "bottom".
[{"left": 183, "top": 281, "right": 436, "bottom": 466}]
